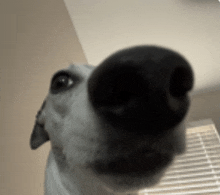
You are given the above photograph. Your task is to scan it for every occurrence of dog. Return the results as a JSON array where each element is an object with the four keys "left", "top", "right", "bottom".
[{"left": 30, "top": 45, "right": 194, "bottom": 195}]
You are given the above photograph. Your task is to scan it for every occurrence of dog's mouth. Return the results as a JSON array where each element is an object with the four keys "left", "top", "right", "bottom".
[{"left": 92, "top": 150, "right": 174, "bottom": 177}]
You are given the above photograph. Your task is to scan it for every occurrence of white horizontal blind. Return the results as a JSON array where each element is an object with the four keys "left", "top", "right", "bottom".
[{"left": 140, "top": 119, "right": 220, "bottom": 195}]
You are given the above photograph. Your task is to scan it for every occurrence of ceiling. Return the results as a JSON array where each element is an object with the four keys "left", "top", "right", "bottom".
[{"left": 63, "top": 0, "right": 220, "bottom": 95}]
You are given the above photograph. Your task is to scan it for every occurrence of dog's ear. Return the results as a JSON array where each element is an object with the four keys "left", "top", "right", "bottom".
[{"left": 30, "top": 100, "right": 49, "bottom": 150}]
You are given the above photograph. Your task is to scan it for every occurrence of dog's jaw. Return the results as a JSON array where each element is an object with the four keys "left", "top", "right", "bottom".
[{"left": 88, "top": 122, "right": 186, "bottom": 194}]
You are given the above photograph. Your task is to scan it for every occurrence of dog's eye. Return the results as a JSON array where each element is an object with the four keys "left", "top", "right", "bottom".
[{"left": 50, "top": 73, "right": 75, "bottom": 94}]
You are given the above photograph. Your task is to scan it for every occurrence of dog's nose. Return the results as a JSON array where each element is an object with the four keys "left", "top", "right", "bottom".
[{"left": 88, "top": 46, "right": 194, "bottom": 135}]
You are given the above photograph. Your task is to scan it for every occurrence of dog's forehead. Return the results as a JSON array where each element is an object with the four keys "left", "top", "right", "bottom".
[{"left": 66, "top": 64, "right": 95, "bottom": 78}]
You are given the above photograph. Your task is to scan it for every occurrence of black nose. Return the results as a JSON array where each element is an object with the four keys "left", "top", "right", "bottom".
[{"left": 88, "top": 46, "right": 194, "bottom": 135}]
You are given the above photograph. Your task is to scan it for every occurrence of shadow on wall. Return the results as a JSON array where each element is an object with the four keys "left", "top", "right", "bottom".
[
  {"left": 181, "top": 0, "right": 217, "bottom": 4},
  {"left": 0, "top": 0, "right": 87, "bottom": 195},
  {"left": 187, "top": 90, "right": 220, "bottom": 135}
]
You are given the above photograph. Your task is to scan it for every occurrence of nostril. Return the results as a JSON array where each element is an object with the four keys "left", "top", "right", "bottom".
[
  {"left": 169, "top": 67, "right": 193, "bottom": 98},
  {"left": 114, "top": 91, "right": 134, "bottom": 105}
]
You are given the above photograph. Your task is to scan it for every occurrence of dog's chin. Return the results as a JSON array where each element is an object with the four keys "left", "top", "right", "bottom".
[
  {"left": 92, "top": 152, "right": 174, "bottom": 193},
  {"left": 93, "top": 151, "right": 173, "bottom": 176},
  {"left": 96, "top": 166, "right": 168, "bottom": 194}
]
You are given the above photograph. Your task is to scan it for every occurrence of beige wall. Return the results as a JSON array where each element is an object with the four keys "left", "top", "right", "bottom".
[
  {"left": 0, "top": 0, "right": 87, "bottom": 194},
  {"left": 0, "top": 0, "right": 219, "bottom": 195}
]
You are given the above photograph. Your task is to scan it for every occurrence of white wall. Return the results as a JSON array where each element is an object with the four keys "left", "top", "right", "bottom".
[{"left": 64, "top": 0, "right": 220, "bottom": 94}]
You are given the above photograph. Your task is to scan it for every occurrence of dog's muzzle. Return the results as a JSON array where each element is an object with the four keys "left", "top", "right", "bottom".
[{"left": 88, "top": 46, "right": 194, "bottom": 136}]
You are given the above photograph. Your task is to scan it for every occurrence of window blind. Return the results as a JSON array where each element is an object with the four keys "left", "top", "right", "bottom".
[{"left": 139, "top": 119, "right": 220, "bottom": 195}]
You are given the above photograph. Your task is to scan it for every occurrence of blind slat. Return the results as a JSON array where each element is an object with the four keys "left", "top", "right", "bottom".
[{"left": 144, "top": 182, "right": 220, "bottom": 193}]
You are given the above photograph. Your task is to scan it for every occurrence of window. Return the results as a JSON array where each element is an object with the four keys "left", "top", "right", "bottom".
[{"left": 140, "top": 119, "right": 220, "bottom": 195}]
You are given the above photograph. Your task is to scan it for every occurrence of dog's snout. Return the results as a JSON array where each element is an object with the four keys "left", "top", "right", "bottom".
[
  {"left": 88, "top": 46, "right": 194, "bottom": 134},
  {"left": 169, "top": 66, "right": 193, "bottom": 98}
]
